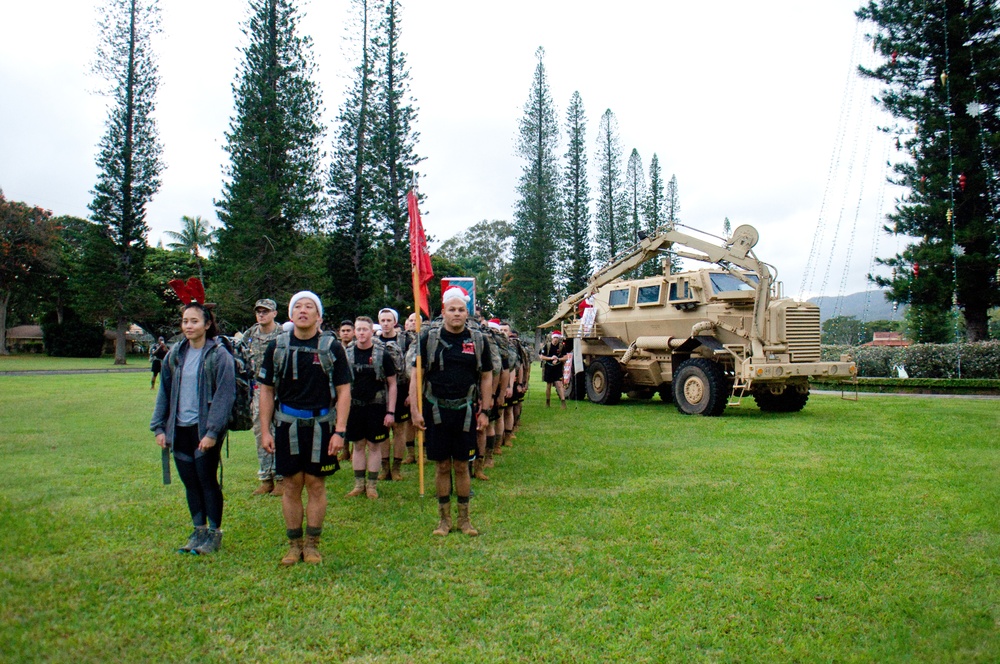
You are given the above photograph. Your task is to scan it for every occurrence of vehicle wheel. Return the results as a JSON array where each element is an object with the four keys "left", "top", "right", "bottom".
[
  {"left": 626, "top": 388, "right": 655, "bottom": 400},
  {"left": 754, "top": 386, "right": 809, "bottom": 412},
  {"left": 586, "top": 356, "right": 624, "bottom": 405},
  {"left": 673, "top": 358, "right": 728, "bottom": 416},
  {"left": 566, "top": 371, "right": 587, "bottom": 401}
]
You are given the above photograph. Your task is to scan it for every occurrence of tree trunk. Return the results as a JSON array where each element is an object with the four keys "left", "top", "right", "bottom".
[
  {"left": 0, "top": 290, "right": 10, "bottom": 355},
  {"left": 965, "top": 306, "right": 988, "bottom": 342},
  {"left": 115, "top": 316, "right": 128, "bottom": 365}
]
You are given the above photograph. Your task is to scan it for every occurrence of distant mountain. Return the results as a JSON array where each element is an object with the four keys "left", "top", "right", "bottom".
[{"left": 807, "top": 290, "right": 906, "bottom": 323}]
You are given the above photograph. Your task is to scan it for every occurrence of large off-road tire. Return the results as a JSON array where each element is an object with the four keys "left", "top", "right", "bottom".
[
  {"left": 586, "top": 356, "right": 624, "bottom": 405},
  {"left": 673, "top": 358, "right": 728, "bottom": 416},
  {"left": 753, "top": 386, "right": 810, "bottom": 413},
  {"left": 566, "top": 371, "right": 587, "bottom": 401}
]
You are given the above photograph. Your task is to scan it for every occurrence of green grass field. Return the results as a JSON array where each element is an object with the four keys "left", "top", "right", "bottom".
[
  {"left": 0, "top": 368, "right": 997, "bottom": 663},
  {"left": 0, "top": 355, "right": 149, "bottom": 372}
]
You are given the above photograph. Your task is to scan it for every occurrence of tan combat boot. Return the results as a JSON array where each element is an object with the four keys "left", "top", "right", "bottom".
[
  {"left": 302, "top": 535, "right": 322, "bottom": 564},
  {"left": 432, "top": 502, "right": 452, "bottom": 536},
  {"left": 473, "top": 458, "right": 489, "bottom": 481},
  {"left": 377, "top": 458, "right": 390, "bottom": 481},
  {"left": 270, "top": 479, "right": 285, "bottom": 497},
  {"left": 457, "top": 502, "right": 479, "bottom": 536},
  {"left": 391, "top": 458, "right": 403, "bottom": 481},
  {"left": 345, "top": 476, "right": 365, "bottom": 498},
  {"left": 366, "top": 479, "right": 379, "bottom": 500},
  {"left": 281, "top": 538, "right": 303, "bottom": 566},
  {"left": 402, "top": 447, "right": 416, "bottom": 465},
  {"left": 253, "top": 479, "right": 274, "bottom": 496}
]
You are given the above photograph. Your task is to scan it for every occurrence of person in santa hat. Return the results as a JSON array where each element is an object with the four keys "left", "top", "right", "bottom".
[
  {"left": 539, "top": 329, "right": 570, "bottom": 408},
  {"left": 410, "top": 286, "right": 494, "bottom": 536}
]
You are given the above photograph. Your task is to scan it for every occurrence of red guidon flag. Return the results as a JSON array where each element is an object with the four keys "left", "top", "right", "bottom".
[{"left": 407, "top": 189, "right": 434, "bottom": 316}]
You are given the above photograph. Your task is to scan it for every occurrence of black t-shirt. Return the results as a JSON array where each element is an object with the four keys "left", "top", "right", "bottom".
[
  {"left": 258, "top": 332, "right": 352, "bottom": 410},
  {"left": 542, "top": 341, "right": 566, "bottom": 367},
  {"left": 415, "top": 327, "right": 493, "bottom": 399},
  {"left": 350, "top": 344, "right": 396, "bottom": 403},
  {"left": 153, "top": 345, "right": 168, "bottom": 361}
]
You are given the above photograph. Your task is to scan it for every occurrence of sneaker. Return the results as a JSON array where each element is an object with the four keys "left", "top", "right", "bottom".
[
  {"left": 179, "top": 526, "right": 208, "bottom": 554},
  {"left": 193, "top": 528, "right": 223, "bottom": 555}
]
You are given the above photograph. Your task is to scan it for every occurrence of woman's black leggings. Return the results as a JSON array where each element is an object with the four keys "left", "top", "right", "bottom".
[{"left": 173, "top": 425, "right": 223, "bottom": 529}]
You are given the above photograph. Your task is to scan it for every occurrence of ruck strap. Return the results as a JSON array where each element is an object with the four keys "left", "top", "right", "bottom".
[
  {"left": 425, "top": 383, "right": 477, "bottom": 432},
  {"left": 274, "top": 406, "right": 337, "bottom": 464}
]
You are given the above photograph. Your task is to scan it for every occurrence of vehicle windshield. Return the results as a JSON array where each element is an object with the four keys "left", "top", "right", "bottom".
[{"left": 710, "top": 272, "right": 758, "bottom": 294}]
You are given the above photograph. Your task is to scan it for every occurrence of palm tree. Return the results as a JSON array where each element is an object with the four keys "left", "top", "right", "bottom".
[{"left": 164, "top": 215, "right": 214, "bottom": 281}]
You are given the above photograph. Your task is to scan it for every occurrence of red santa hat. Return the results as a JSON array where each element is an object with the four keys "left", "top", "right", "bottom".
[
  {"left": 551, "top": 330, "right": 563, "bottom": 338},
  {"left": 442, "top": 286, "right": 470, "bottom": 304},
  {"left": 487, "top": 318, "right": 502, "bottom": 331}
]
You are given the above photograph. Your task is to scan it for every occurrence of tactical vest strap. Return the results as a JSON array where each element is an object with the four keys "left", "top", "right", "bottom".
[
  {"left": 274, "top": 408, "right": 337, "bottom": 464},
  {"left": 424, "top": 383, "right": 478, "bottom": 432}
]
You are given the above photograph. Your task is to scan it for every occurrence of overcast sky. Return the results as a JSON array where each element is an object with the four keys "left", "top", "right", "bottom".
[{"left": 0, "top": 0, "right": 901, "bottom": 304}]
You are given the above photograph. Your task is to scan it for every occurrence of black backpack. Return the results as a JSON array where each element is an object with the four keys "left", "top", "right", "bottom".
[{"left": 207, "top": 336, "right": 254, "bottom": 432}]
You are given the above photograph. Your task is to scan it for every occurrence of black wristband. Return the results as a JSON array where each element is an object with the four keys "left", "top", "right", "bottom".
[
  {"left": 334, "top": 431, "right": 346, "bottom": 437},
  {"left": 386, "top": 410, "right": 395, "bottom": 416}
]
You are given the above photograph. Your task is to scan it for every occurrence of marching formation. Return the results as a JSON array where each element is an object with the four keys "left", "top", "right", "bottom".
[{"left": 150, "top": 283, "right": 536, "bottom": 565}]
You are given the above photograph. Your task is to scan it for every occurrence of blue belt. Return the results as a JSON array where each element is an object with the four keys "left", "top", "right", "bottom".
[{"left": 279, "top": 404, "right": 330, "bottom": 418}]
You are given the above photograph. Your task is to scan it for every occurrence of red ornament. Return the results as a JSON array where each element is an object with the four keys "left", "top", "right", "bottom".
[
  {"left": 913, "top": 262, "right": 920, "bottom": 278},
  {"left": 958, "top": 173, "right": 967, "bottom": 191},
  {"left": 891, "top": 50, "right": 898, "bottom": 65}
]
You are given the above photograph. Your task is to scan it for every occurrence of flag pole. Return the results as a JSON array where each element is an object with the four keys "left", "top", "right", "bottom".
[{"left": 412, "top": 260, "right": 425, "bottom": 498}]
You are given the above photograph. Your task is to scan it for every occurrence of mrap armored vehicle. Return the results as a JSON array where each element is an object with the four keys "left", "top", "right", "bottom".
[{"left": 541, "top": 224, "right": 856, "bottom": 415}]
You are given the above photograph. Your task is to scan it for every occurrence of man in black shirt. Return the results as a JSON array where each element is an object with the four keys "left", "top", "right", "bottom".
[
  {"left": 411, "top": 287, "right": 493, "bottom": 536},
  {"left": 259, "top": 292, "right": 352, "bottom": 565},
  {"left": 344, "top": 316, "right": 396, "bottom": 500}
]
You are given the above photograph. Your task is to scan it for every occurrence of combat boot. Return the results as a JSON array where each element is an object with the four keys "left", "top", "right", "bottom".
[
  {"left": 473, "top": 458, "right": 490, "bottom": 481},
  {"left": 345, "top": 476, "right": 365, "bottom": 498},
  {"left": 178, "top": 526, "right": 208, "bottom": 554},
  {"left": 432, "top": 502, "right": 452, "bottom": 536},
  {"left": 484, "top": 446, "right": 495, "bottom": 468},
  {"left": 193, "top": 528, "right": 223, "bottom": 555},
  {"left": 270, "top": 479, "right": 285, "bottom": 497},
  {"left": 457, "top": 502, "right": 479, "bottom": 536},
  {"left": 366, "top": 479, "right": 379, "bottom": 500},
  {"left": 281, "top": 538, "right": 303, "bottom": 566},
  {"left": 391, "top": 458, "right": 403, "bottom": 481},
  {"left": 253, "top": 479, "right": 274, "bottom": 496},
  {"left": 302, "top": 535, "right": 322, "bottom": 564},
  {"left": 377, "top": 458, "right": 390, "bottom": 481},
  {"left": 402, "top": 447, "right": 416, "bottom": 465}
]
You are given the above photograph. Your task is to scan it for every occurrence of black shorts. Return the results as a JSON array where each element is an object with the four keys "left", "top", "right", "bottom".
[
  {"left": 543, "top": 363, "right": 563, "bottom": 383},
  {"left": 275, "top": 420, "right": 340, "bottom": 477},
  {"left": 424, "top": 400, "right": 478, "bottom": 462},
  {"left": 347, "top": 403, "right": 389, "bottom": 443},
  {"left": 151, "top": 359, "right": 162, "bottom": 376}
]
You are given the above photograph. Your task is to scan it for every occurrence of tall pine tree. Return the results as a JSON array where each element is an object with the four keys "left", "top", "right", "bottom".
[
  {"left": 642, "top": 153, "right": 666, "bottom": 277},
  {"left": 561, "top": 91, "right": 592, "bottom": 294},
  {"left": 594, "top": 108, "right": 625, "bottom": 264},
  {"left": 858, "top": 0, "right": 1000, "bottom": 341},
  {"left": 509, "top": 47, "right": 562, "bottom": 329},
  {"left": 327, "top": 0, "right": 381, "bottom": 319},
  {"left": 215, "top": 0, "right": 326, "bottom": 323},
  {"left": 624, "top": 148, "right": 646, "bottom": 277},
  {"left": 88, "top": 0, "right": 163, "bottom": 364},
  {"left": 371, "top": 0, "right": 422, "bottom": 311}
]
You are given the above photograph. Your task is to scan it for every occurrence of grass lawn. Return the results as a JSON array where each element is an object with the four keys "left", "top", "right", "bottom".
[
  {"left": 0, "top": 372, "right": 997, "bottom": 662},
  {"left": 0, "top": 355, "right": 149, "bottom": 372}
]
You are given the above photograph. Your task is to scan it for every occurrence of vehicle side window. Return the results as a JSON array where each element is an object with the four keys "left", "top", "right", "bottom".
[
  {"left": 637, "top": 285, "right": 661, "bottom": 305},
  {"left": 609, "top": 288, "right": 631, "bottom": 308},
  {"left": 669, "top": 281, "right": 690, "bottom": 301}
]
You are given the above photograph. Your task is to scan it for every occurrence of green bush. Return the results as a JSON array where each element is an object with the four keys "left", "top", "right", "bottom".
[
  {"left": 41, "top": 314, "right": 105, "bottom": 358},
  {"left": 821, "top": 341, "right": 1000, "bottom": 379}
]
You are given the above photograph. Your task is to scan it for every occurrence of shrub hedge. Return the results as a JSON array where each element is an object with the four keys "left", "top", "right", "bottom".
[{"left": 821, "top": 341, "right": 1000, "bottom": 379}]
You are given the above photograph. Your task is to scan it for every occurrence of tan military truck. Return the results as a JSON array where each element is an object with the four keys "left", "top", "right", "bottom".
[{"left": 540, "top": 224, "right": 856, "bottom": 415}]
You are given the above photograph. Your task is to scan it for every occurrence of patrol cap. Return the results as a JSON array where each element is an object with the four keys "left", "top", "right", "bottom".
[{"left": 254, "top": 298, "right": 277, "bottom": 311}]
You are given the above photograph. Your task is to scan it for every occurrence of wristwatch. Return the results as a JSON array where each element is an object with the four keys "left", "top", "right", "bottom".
[{"left": 334, "top": 431, "right": 346, "bottom": 438}]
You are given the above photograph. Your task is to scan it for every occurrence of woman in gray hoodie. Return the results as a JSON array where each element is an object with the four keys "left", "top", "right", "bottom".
[{"left": 151, "top": 302, "right": 235, "bottom": 555}]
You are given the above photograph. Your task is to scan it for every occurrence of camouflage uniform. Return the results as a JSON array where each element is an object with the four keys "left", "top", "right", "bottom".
[{"left": 247, "top": 321, "right": 283, "bottom": 482}]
